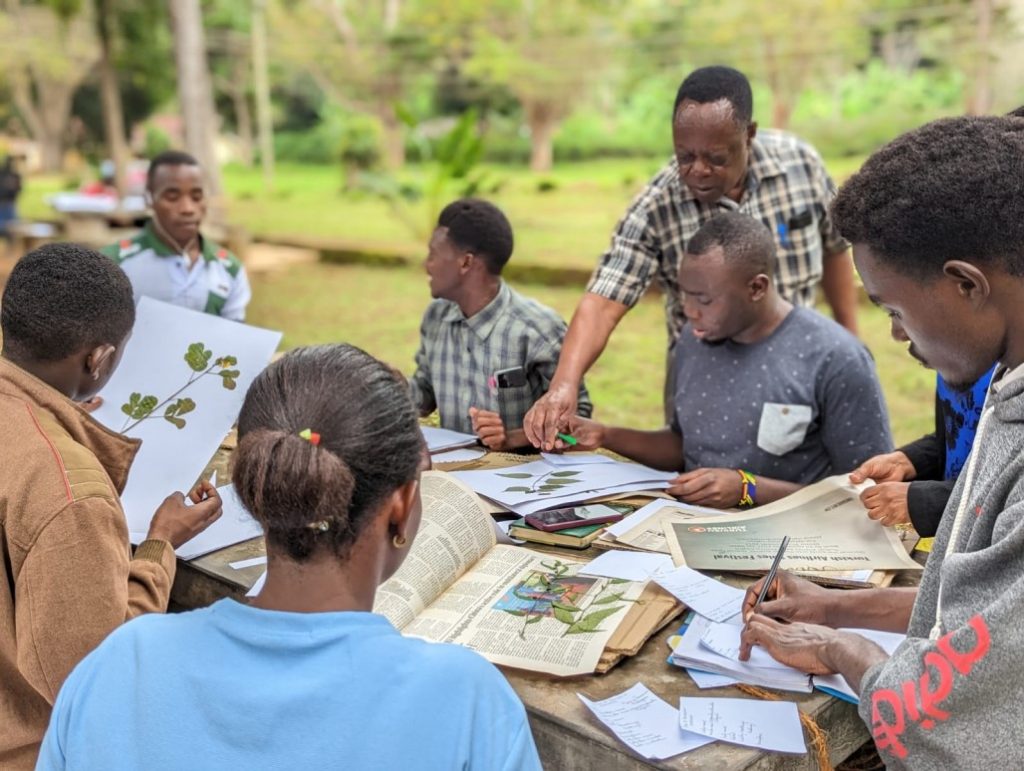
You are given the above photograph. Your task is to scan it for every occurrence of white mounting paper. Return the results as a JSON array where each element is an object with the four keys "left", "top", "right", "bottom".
[{"left": 91, "top": 298, "right": 281, "bottom": 540}]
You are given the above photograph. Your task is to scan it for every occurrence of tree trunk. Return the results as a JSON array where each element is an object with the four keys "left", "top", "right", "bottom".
[
  {"left": 230, "top": 53, "right": 254, "bottom": 167},
  {"left": 966, "top": 0, "right": 994, "bottom": 115},
  {"left": 96, "top": 0, "right": 130, "bottom": 196},
  {"left": 168, "top": 0, "right": 224, "bottom": 222},
  {"left": 252, "top": 0, "right": 274, "bottom": 189},
  {"left": 525, "top": 102, "right": 557, "bottom": 172},
  {"left": 379, "top": 107, "right": 405, "bottom": 170}
]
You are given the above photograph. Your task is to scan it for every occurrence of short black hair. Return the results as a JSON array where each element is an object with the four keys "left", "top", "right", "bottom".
[
  {"left": 832, "top": 116, "right": 1024, "bottom": 280},
  {"left": 1, "top": 243, "right": 136, "bottom": 361},
  {"left": 685, "top": 212, "right": 776, "bottom": 277},
  {"left": 233, "top": 344, "right": 422, "bottom": 562},
  {"left": 437, "top": 198, "right": 514, "bottom": 275},
  {"left": 1007, "top": 105, "right": 1024, "bottom": 119},
  {"left": 673, "top": 66, "right": 753, "bottom": 126},
  {"left": 146, "top": 150, "right": 200, "bottom": 190}
]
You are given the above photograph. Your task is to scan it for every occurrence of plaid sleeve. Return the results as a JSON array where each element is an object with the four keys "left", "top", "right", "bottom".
[
  {"left": 812, "top": 152, "right": 849, "bottom": 256},
  {"left": 586, "top": 187, "right": 664, "bottom": 308},
  {"left": 409, "top": 308, "right": 438, "bottom": 416}
]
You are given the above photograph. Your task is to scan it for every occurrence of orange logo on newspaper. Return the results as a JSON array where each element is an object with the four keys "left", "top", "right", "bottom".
[
  {"left": 688, "top": 526, "right": 707, "bottom": 533},
  {"left": 870, "top": 614, "right": 991, "bottom": 761}
]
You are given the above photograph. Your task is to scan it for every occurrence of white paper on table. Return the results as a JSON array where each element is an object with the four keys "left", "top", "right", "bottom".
[
  {"left": 421, "top": 426, "right": 478, "bottom": 453},
  {"left": 699, "top": 621, "right": 796, "bottom": 670},
  {"left": 451, "top": 459, "right": 674, "bottom": 517},
  {"left": 91, "top": 298, "right": 281, "bottom": 541},
  {"left": 687, "top": 669, "right": 741, "bottom": 689},
  {"left": 580, "top": 550, "right": 674, "bottom": 582},
  {"left": 432, "top": 447, "right": 486, "bottom": 463},
  {"left": 175, "top": 484, "right": 264, "bottom": 561},
  {"left": 604, "top": 498, "right": 724, "bottom": 539},
  {"left": 541, "top": 452, "right": 616, "bottom": 466},
  {"left": 579, "top": 684, "right": 714, "bottom": 760},
  {"left": 229, "top": 556, "right": 267, "bottom": 570},
  {"left": 848, "top": 569, "right": 874, "bottom": 582},
  {"left": 246, "top": 570, "right": 267, "bottom": 598},
  {"left": 679, "top": 697, "right": 806, "bottom": 754},
  {"left": 654, "top": 566, "right": 745, "bottom": 623}
]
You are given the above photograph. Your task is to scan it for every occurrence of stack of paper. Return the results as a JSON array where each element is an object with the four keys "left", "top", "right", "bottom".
[
  {"left": 669, "top": 616, "right": 813, "bottom": 693},
  {"left": 421, "top": 426, "right": 479, "bottom": 454},
  {"left": 450, "top": 458, "right": 674, "bottom": 516}
]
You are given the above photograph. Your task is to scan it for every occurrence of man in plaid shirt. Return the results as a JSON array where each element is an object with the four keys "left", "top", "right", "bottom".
[
  {"left": 525, "top": 66, "right": 856, "bottom": 450},
  {"left": 409, "top": 199, "right": 592, "bottom": 450}
]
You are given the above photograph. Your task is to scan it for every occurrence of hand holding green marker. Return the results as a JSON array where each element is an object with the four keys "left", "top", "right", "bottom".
[{"left": 556, "top": 432, "right": 578, "bottom": 446}]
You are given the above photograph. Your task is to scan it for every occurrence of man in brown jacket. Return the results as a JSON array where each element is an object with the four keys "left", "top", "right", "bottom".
[{"left": 0, "top": 243, "right": 223, "bottom": 768}]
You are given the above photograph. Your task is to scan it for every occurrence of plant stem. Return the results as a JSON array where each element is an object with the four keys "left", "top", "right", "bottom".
[{"left": 121, "top": 363, "right": 218, "bottom": 434}]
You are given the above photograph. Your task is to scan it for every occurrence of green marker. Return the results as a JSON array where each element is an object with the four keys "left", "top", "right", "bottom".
[{"left": 557, "top": 432, "right": 578, "bottom": 446}]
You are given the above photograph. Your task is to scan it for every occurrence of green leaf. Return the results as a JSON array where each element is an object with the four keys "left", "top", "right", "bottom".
[
  {"left": 175, "top": 398, "right": 196, "bottom": 416},
  {"left": 184, "top": 342, "right": 213, "bottom": 372},
  {"left": 221, "top": 378, "right": 237, "bottom": 391},
  {"left": 550, "top": 470, "right": 582, "bottom": 478},
  {"left": 125, "top": 394, "right": 158, "bottom": 420},
  {"left": 565, "top": 606, "right": 624, "bottom": 635},
  {"left": 552, "top": 600, "right": 580, "bottom": 613},
  {"left": 503, "top": 486, "right": 532, "bottom": 493},
  {"left": 120, "top": 404, "right": 133, "bottom": 416},
  {"left": 501, "top": 609, "right": 527, "bottom": 617},
  {"left": 553, "top": 607, "right": 577, "bottom": 624},
  {"left": 497, "top": 473, "right": 532, "bottom": 479},
  {"left": 215, "top": 355, "right": 238, "bottom": 367},
  {"left": 164, "top": 416, "right": 186, "bottom": 429},
  {"left": 219, "top": 369, "right": 240, "bottom": 379},
  {"left": 608, "top": 578, "right": 631, "bottom": 585},
  {"left": 593, "top": 592, "right": 626, "bottom": 605},
  {"left": 525, "top": 614, "right": 543, "bottom": 625}
]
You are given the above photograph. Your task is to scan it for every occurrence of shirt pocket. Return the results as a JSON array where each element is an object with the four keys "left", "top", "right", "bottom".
[{"left": 757, "top": 402, "right": 813, "bottom": 456}]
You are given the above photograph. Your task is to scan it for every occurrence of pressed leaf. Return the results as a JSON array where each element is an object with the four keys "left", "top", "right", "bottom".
[
  {"left": 553, "top": 607, "right": 576, "bottom": 624},
  {"left": 184, "top": 342, "right": 213, "bottom": 372},
  {"left": 552, "top": 600, "right": 580, "bottom": 612},
  {"left": 503, "top": 486, "right": 532, "bottom": 493},
  {"left": 164, "top": 416, "right": 186, "bottom": 429},
  {"left": 592, "top": 592, "right": 625, "bottom": 605},
  {"left": 120, "top": 404, "right": 133, "bottom": 416},
  {"left": 222, "top": 378, "right": 237, "bottom": 391},
  {"left": 176, "top": 398, "right": 196, "bottom": 416},
  {"left": 215, "top": 355, "right": 238, "bottom": 367},
  {"left": 565, "top": 606, "right": 624, "bottom": 634},
  {"left": 498, "top": 473, "right": 532, "bottom": 479},
  {"left": 550, "top": 470, "right": 582, "bottom": 478},
  {"left": 608, "top": 578, "right": 631, "bottom": 585},
  {"left": 219, "top": 369, "right": 241, "bottom": 379},
  {"left": 526, "top": 614, "right": 543, "bottom": 625},
  {"left": 502, "top": 609, "right": 527, "bottom": 617}
]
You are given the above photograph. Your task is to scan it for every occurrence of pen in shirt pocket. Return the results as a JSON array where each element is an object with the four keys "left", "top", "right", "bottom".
[{"left": 775, "top": 215, "right": 791, "bottom": 249}]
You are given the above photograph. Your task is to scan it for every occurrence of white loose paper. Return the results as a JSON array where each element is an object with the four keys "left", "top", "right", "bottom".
[
  {"left": 92, "top": 298, "right": 281, "bottom": 541},
  {"left": 175, "top": 484, "right": 264, "bottom": 561},
  {"left": 246, "top": 570, "right": 267, "bottom": 598},
  {"left": 579, "top": 684, "right": 713, "bottom": 760},
  {"left": 654, "top": 566, "right": 745, "bottom": 623},
  {"left": 421, "top": 426, "right": 478, "bottom": 453},
  {"left": 580, "top": 550, "right": 674, "bottom": 582},
  {"left": 229, "top": 556, "right": 268, "bottom": 570},
  {"left": 541, "top": 452, "right": 616, "bottom": 466},
  {"left": 687, "top": 669, "right": 741, "bottom": 690},
  {"left": 679, "top": 697, "right": 806, "bottom": 754},
  {"left": 603, "top": 498, "right": 724, "bottom": 539},
  {"left": 699, "top": 621, "right": 794, "bottom": 670}
]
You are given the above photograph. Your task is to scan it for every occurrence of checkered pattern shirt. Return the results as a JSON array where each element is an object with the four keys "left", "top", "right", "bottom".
[
  {"left": 587, "top": 129, "right": 848, "bottom": 343},
  {"left": 410, "top": 281, "right": 592, "bottom": 434}
]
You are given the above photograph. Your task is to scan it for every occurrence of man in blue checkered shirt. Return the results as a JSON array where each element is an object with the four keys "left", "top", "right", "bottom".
[
  {"left": 525, "top": 66, "right": 856, "bottom": 450},
  {"left": 409, "top": 199, "right": 592, "bottom": 451}
]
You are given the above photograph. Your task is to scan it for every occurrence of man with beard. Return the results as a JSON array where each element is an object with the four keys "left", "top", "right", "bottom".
[{"left": 560, "top": 212, "right": 890, "bottom": 508}]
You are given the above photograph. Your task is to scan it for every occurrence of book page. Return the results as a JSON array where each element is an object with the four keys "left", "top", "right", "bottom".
[
  {"left": 403, "top": 546, "right": 646, "bottom": 676},
  {"left": 373, "top": 471, "right": 496, "bottom": 629}
]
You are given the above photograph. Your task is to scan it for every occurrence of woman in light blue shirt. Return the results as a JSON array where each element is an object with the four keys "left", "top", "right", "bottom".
[{"left": 38, "top": 343, "right": 541, "bottom": 771}]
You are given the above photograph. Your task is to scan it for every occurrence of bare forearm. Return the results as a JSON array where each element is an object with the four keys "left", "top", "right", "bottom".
[
  {"left": 826, "top": 587, "right": 917, "bottom": 632},
  {"left": 550, "top": 293, "right": 629, "bottom": 390},
  {"left": 750, "top": 476, "right": 801, "bottom": 505},
  {"left": 822, "top": 633, "right": 891, "bottom": 696},
  {"left": 603, "top": 427, "right": 683, "bottom": 471},
  {"left": 821, "top": 249, "right": 859, "bottom": 335}
]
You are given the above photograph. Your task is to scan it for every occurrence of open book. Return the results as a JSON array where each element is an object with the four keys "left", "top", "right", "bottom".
[{"left": 373, "top": 471, "right": 682, "bottom": 676}]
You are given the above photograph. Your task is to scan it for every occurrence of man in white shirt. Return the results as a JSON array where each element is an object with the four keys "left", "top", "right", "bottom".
[{"left": 101, "top": 151, "right": 251, "bottom": 321}]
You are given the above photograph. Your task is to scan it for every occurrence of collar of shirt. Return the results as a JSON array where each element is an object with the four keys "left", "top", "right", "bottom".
[
  {"left": 142, "top": 219, "right": 226, "bottom": 265},
  {"left": 992, "top": 360, "right": 1024, "bottom": 393},
  {"left": 673, "top": 135, "right": 786, "bottom": 204},
  {"left": 440, "top": 281, "right": 512, "bottom": 342}
]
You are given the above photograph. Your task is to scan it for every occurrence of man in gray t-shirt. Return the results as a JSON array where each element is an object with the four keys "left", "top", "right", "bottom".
[{"left": 566, "top": 212, "right": 892, "bottom": 509}]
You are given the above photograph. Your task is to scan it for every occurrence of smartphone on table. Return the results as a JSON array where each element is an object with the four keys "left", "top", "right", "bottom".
[{"left": 524, "top": 503, "right": 630, "bottom": 532}]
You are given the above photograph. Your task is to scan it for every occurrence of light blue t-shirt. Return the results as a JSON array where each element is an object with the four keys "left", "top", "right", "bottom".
[{"left": 38, "top": 599, "right": 541, "bottom": 771}]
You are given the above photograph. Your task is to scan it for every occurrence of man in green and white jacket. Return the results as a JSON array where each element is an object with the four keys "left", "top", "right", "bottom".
[{"left": 101, "top": 150, "right": 251, "bottom": 321}]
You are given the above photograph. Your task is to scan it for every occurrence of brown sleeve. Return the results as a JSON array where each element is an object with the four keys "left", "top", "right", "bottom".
[{"left": 14, "top": 496, "right": 175, "bottom": 703}]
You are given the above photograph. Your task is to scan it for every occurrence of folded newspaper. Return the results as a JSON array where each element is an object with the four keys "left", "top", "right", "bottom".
[{"left": 373, "top": 471, "right": 682, "bottom": 676}]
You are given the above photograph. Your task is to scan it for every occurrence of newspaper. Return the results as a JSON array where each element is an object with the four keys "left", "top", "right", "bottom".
[
  {"left": 611, "top": 501, "right": 722, "bottom": 554},
  {"left": 375, "top": 471, "right": 646, "bottom": 676},
  {"left": 663, "top": 475, "right": 924, "bottom": 573}
]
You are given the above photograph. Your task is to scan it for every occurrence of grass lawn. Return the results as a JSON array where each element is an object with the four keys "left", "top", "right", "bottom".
[
  {"left": 18, "top": 153, "right": 868, "bottom": 273},
  {"left": 246, "top": 261, "right": 934, "bottom": 445}
]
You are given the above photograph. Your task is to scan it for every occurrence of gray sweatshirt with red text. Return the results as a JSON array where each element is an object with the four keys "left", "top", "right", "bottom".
[{"left": 857, "top": 371, "right": 1024, "bottom": 769}]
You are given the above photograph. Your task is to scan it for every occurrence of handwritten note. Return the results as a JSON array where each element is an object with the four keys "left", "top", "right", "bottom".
[
  {"left": 699, "top": 621, "right": 796, "bottom": 670},
  {"left": 679, "top": 697, "right": 806, "bottom": 754},
  {"left": 654, "top": 566, "right": 744, "bottom": 622},
  {"left": 579, "top": 684, "right": 713, "bottom": 760},
  {"left": 580, "top": 550, "right": 675, "bottom": 582}
]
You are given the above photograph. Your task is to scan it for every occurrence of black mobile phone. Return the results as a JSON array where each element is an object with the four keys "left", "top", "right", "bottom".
[
  {"left": 494, "top": 366, "right": 527, "bottom": 389},
  {"left": 525, "top": 503, "right": 630, "bottom": 532}
]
